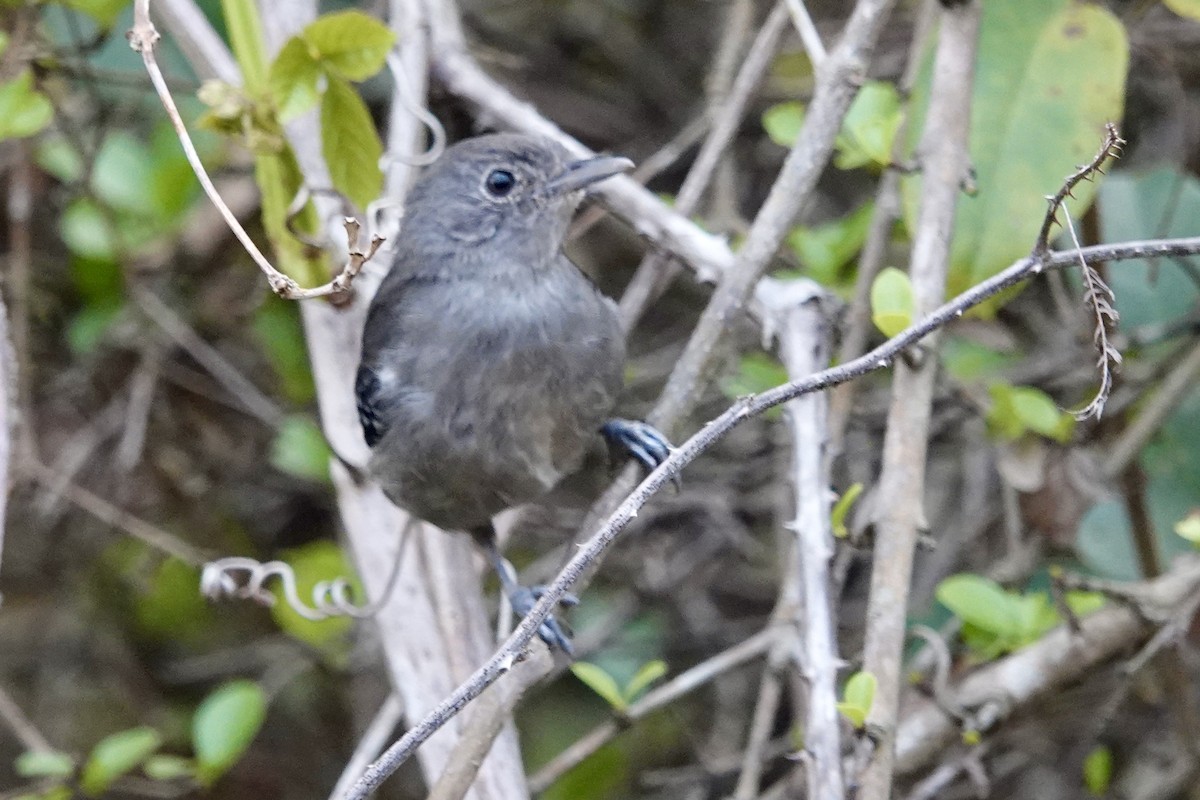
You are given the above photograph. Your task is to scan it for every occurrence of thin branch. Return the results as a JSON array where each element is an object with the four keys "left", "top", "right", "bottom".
[
  {"left": 328, "top": 694, "right": 405, "bottom": 800},
  {"left": 0, "top": 685, "right": 54, "bottom": 755},
  {"left": 23, "top": 459, "right": 210, "bottom": 566},
  {"left": 1032, "top": 123, "right": 1124, "bottom": 256},
  {"left": 783, "top": 0, "right": 827, "bottom": 66},
  {"left": 127, "top": 1, "right": 383, "bottom": 300},
  {"left": 856, "top": 5, "right": 980, "bottom": 798}
]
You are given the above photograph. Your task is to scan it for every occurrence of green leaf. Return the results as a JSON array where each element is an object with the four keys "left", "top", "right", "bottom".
[
  {"left": 79, "top": 727, "right": 162, "bottom": 796},
  {"left": 0, "top": 71, "right": 53, "bottom": 141},
  {"left": 320, "top": 76, "right": 383, "bottom": 210},
  {"left": 870, "top": 266, "right": 913, "bottom": 337},
  {"left": 192, "top": 680, "right": 267, "bottom": 786},
  {"left": 1009, "top": 386, "right": 1074, "bottom": 442},
  {"left": 902, "top": 0, "right": 1128, "bottom": 313},
  {"left": 270, "top": 541, "right": 358, "bottom": 661},
  {"left": 302, "top": 10, "right": 396, "bottom": 81},
  {"left": 62, "top": 0, "right": 129, "bottom": 27},
  {"left": 270, "top": 415, "right": 332, "bottom": 482},
  {"left": 268, "top": 37, "right": 322, "bottom": 121},
  {"left": 221, "top": 0, "right": 270, "bottom": 92},
  {"left": 1065, "top": 591, "right": 1106, "bottom": 618},
  {"left": 15, "top": 751, "right": 74, "bottom": 779},
  {"left": 36, "top": 137, "right": 84, "bottom": 183},
  {"left": 720, "top": 352, "right": 787, "bottom": 397},
  {"left": 936, "top": 574, "right": 1021, "bottom": 638},
  {"left": 831, "top": 483, "right": 863, "bottom": 539},
  {"left": 836, "top": 671, "right": 876, "bottom": 728},
  {"left": 1176, "top": 511, "right": 1200, "bottom": 546},
  {"left": 67, "top": 305, "right": 123, "bottom": 355},
  {"left": 624, "top": 659, "right": 667, "bottom": 703},
  {"left": 1165, "top": 0, "right": 1200, "bottom": 20},
  {"left": 986, "top": 384, "right": 1074, "bottom": 442},
  {"left": 762, "top": 102, "right": 805, "bottom": 147},
  {"left": 1083, "top": 745, "right": 1113, "bottom": 796},
  {"left": 942, "top": 338, "right": 1018, "bottom": 382},
  {"left": 142, "top": 754, "right": 195, "bottom": 781},
  {"left": 787, "top": 202, "right": 875, "bottom": 289},
  {"left": 835, "top": 82, "right": 903, "bottom": 170},
  {"left": 254, "top": 299, "right": 316, "bottom": 404},
  {"left": 572, "top": 662, "right": 628, "bottom": 712}
]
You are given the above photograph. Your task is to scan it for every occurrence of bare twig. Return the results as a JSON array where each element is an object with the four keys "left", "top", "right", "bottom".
[
  {"left": 328, "top": 694, "right": 405, "bottom": 800},
  {"left": 783, "top": 0, "right": 827, "bottom": 66},
  {"left": 856, "top": 5, "right": 980, "bottom": 798},
  {"left": 127, "top": 0, "right": 383, "bottom": 300},
  {"left": 0, "top": 684, "right": 54, "bottom": 755},
  {"left": 131, "top": 286, "right": 283, "bottom": 426},
  {"left": 23, "top": 459, "right": 209, "bottom": 566}
]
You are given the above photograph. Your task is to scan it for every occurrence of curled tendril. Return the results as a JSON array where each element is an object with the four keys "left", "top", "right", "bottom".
[{"left": 200, "top": 523, "right": 412, "bottom": 620}]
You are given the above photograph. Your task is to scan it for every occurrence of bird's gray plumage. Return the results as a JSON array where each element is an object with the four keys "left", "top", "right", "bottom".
[{"left": 357, "top": 133, "right": 626, "bottom": 531}]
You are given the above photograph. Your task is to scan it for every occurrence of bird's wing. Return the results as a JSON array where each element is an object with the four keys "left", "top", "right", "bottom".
[{"left": 355, "top": 364, "right": 388, "bottom": 448}]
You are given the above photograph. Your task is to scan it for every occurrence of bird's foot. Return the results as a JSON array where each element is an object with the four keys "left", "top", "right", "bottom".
[
  {"left": 508, "top": 585, "right": 579, "bottom": 656},
  {"left": 602, "top": 418, "right": 677, "bottom": 485}
]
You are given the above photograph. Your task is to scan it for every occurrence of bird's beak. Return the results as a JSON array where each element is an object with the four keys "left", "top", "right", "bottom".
[{"left": 547, "top": 154, "right": 635, "bottom": 195}]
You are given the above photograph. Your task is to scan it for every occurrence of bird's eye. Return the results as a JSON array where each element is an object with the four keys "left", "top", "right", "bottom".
[{"left": 484, "top": 168, "right": 517, "bottom": 197}]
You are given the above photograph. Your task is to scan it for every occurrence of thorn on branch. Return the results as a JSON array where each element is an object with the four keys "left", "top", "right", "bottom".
[{"left": 1032, "top": 122, "right": 1125, "bottom": 257}]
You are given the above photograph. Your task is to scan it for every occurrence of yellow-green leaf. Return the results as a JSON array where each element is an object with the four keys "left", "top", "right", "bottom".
[
  {"left": 193, "top": 681, "right": 266, "bottom": 786},
  {"left": 0, "top": 71, "right": 53, "bottom": 141},
  {"left": 835, "top": 81, "right": 903, "bottom": 170},
  {"left": 80, "top": 727, "right": 162, "bottom": 796},
  {"left": 1083, "top": 745, "right": 1113, "bottom": 796},
  {"left": 320, "top": 76, "right": 383, "bottom": 210},
  {"left": 1175, "top": 511, "right": 1200, "bottom": 546},
  {"left": 63, "top": 0, "right": 129, "bottom": 27},
  {"left": 1165, "top": 0, "right": 1200, "bottom": 20},
  {"left": 762, "top": 101, "right": 805, "bottom": 147},
  {"left": 787, "top": 202, "right": 875, "bottom": 289},
  {"left": 831, "top": 483, "right": 863, "bottom": 539},
  {"left": 870, "top": 266, "right": 913, "bottom": 337},
  {"left": 572, "top": 662, "right": 627, "bottom": 711},
  {"left": 624, "top": 659, "right": 668, "bottom": 703},
  {"left": 302, "top": 10, "right": 396, "bottom": 81},
  {"left": 269, "top": 37, "right": 322, "bottom": 121},
  {"left": 15, "top": 751, "right": 74, "bottom": 779},
  {"left": 836, "top": 671, "right": 876, "bottom": 728}
]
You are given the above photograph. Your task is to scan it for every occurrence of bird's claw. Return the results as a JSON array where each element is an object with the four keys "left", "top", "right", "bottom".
[
  {"left": 602, "top": 418, "right": 679, "bottom": 489},
  {"left": 509, "top": 585, "right": 577, "bottom": 656}
]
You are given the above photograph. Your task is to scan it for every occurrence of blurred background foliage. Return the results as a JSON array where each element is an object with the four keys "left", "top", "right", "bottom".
[{"left": 0, "top": 0, "right": 1199, "bottom": 798}]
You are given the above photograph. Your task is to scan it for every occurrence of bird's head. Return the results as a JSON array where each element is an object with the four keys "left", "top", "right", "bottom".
[{"left": 399, "top": 133, "right": 633, "bottom": 265}]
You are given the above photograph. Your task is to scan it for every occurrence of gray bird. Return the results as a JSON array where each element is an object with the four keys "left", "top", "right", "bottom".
[{"left": 356, "top": 133, "right": 672, "bottom": 652}]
